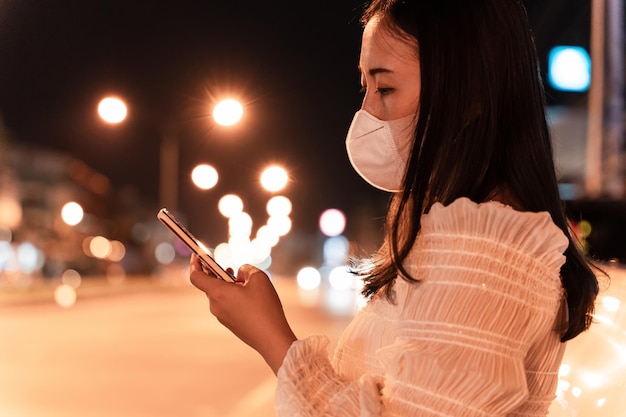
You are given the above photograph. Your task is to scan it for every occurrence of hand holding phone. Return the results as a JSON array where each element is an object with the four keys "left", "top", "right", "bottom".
[{"left": 157, "top": 208, "right": 236, "bottom": 282}]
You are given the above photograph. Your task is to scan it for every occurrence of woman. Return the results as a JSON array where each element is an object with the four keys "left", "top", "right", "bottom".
[{"left": 189, "top": 0, "right": 600, "bottom": 415}]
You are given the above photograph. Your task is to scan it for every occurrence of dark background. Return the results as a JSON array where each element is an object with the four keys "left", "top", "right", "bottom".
[{"left": 2, "top": 0, "right": 611, "bottom": 254}]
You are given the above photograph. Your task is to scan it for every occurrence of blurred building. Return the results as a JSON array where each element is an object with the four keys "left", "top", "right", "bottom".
[{"left": 0, "top": 128, "right": 159, "bottom": 281}]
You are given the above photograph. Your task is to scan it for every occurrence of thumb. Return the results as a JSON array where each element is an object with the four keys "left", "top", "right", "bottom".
[{"left": 236, "top": 264, "right": 271, "bottom": 286}]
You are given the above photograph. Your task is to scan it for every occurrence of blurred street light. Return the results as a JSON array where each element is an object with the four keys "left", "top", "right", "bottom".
[
  {"left": 319, "top": 208, "right": 346, "bottom": 237},
  {"left": 0, "top": 195, "right": 22, "bottom": 229},
  {"left": 191, "top": 164, "right": 219, "bottom": 190},
  {"left": 211, "top": 191, "right": 294, "bottom": 273},
  {"left": 260, "top": 165, "right": 289, "bottom": 192},
  {"left": 61, "top": 201, "right": 84, "bottom": 226},
  {"left": 266, "top": 196, "right": 292, "bottom": 217},
  {"left": 218, "top": 194, "right": 244, "bottom": 218},
  {"left": 97, "top": 97, "right": 127, "bottom": 124},
  {"left": 212, "top": 99, "right": 244, "bottom": 126}
]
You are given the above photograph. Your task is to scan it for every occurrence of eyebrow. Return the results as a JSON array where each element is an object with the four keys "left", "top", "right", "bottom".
[{"left": 358, "top": 66, "right": 393, "bottom": 76}]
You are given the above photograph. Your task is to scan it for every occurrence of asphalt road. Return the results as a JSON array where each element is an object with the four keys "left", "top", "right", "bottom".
[
  {"left": 0, "top": 276, "right": 354, "bottom": 417},
  {"left": 1, "top": 265, "right": 625, "bottom": 417}
]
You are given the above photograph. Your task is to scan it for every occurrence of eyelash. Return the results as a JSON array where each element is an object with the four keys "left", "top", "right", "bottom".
[{"left": 359, "top": 86, "right": 393, "bottom": 96}]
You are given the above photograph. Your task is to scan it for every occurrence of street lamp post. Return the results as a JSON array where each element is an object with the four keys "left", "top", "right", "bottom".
[{"left": 159, "top": 122, "right": 180, "bottom": 213}]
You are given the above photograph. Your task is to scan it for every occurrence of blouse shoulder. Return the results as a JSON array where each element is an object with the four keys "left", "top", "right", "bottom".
[{"left": 421, "top": 197, "right": 569, "bottom": 271}]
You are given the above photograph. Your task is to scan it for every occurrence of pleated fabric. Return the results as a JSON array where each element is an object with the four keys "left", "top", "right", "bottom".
[{"left": 276, "top": 198, "right": 569, "bottom": 417}]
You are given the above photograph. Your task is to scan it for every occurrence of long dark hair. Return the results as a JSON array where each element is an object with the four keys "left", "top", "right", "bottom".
[{"left": 357, "top": 0, "right": 599, "bottom": 342}]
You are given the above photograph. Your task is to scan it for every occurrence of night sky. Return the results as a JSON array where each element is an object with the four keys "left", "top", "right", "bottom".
[{"left": 0, "top": 0, "right": 591, "bottom": 242}]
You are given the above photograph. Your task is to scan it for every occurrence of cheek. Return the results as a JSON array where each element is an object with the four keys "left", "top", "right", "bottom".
[
  {"left": 388, "top": 95, "right": 420, "bottom": 120},
  {"left": 405, "top": 75, "right": 421, "bottom": 106},
  {"left": 396, "top": 84, "right": 421, "bottom": 119}
]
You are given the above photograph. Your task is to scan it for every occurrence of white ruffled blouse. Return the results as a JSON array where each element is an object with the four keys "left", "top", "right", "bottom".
[{"left": 275, "top": 198, "right": 570, "bottom": 416}]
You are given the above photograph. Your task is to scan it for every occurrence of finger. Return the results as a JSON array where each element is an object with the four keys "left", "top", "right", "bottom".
[
  {"left": 189, "top": 254, "right": 203, "bottom": 272},
  {"left": 236, "top": 264, "right": 264, "bottom": 285},
  {"left": 189, "top": 268, "right": 227, "bottom": 293}
]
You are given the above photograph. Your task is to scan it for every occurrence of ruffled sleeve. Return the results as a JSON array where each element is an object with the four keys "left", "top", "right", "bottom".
[
  {"left": 275, "top": 335, "right": 383, "bottom": 416},
  {"left": 275, "top": 198, "right": 569, "bottom": 417},
  {"left": 379, "top": 198, "right": 569, "bottom": 416}
]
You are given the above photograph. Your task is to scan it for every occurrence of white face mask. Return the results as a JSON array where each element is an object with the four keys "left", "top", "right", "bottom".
[{"left": 345, "top": 110, "right": 416, "bottom": 192}]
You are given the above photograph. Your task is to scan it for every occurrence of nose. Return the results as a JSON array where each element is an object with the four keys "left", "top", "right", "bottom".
[{"left": 360, "top": 90, "right": 383, "bottom": 120}]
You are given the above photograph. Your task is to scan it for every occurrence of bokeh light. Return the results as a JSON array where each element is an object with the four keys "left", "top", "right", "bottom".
[
  {"left": 256, "top": 225, "right": 279, "bottom": 248},
  {"left": 98, "top": 96, "right": 127, "bottom": 124},
  {"left": 54, "top": 284, "right": 77, "bottom": 308},
  {"left": 267, "top": 215, "right": 292, "bottom": 237},
  {"left": 16, "top": 242, "right": 44, "bottom": 274},
  {"left": 155, "top": 242, "right": 176, "bottom": 265},
  {"left": 0, "top": 196, "right": 22, "bottom": 229},
  {"left": 89, "top": 236, "right": 112, "bottom": 259},
  {"left": 212, "top": 98, "right": 243, "bottom": 126},
  {"left": 107, "top": 240, "right": 126, "bottom": 262},
  {"left": 601, "top": 295, "right": 620, "bottom": 312},
  {"left": 548, "top": 267, "right": 626, "bottom": 416},
  {"left": 328, "top": 266, "right": 353, "bottom": 290},
  {"left": 213, "top": 243, "right": 233, "bottom": 267},
  {"left": 266, "top": 196, "right": 292, "bottom": 217},
  {"left": 228, "top": 211, "right": 253, "bottom": 237},
  {"left": 250, "top": 238, "right": 271, "bottom": 264},
  {"left": 260, "top": 165, "right": 288, "bottom": 192},
  {"left": 319, "top": 208, "right": 346, "bottom": 237},
  {"left": 218, "top": 194, "right": 244, "bottom": 218},
  {"left": 297, "top": 267, "right": 322, "bottom": 291},
  {"left": 548, "top": 46, "right": 591, "bottom": 92},
  {"left": 191, "top": 164, "right": 218, "bottom": 190},
  {"left": 0, "top": 241, "right": 15, "bottom": 272},
  {"left": 61, "top": 269, "right": 82, "bottom": 289},
  {"left": 61, "top": 202, "right": 84, "bottom": 226},
  {"left": 323, "top": 235, "right": 349, "bottom": 267}
]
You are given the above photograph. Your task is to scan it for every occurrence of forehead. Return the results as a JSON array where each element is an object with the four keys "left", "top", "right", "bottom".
[{"left": 360, "top": 17, "right": 419, "bottom": 71}]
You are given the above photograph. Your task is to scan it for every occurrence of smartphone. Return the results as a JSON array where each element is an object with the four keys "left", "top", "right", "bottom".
[{"left": 157, "top": 208, "right": 236, "bottom": 282}]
